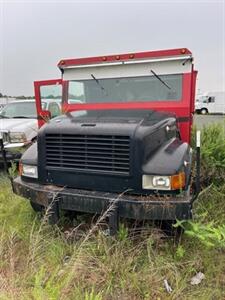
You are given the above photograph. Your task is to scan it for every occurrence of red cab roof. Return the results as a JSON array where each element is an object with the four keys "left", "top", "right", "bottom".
[{"left": 58, "top": 48, "right": 192, "bottom": 69}]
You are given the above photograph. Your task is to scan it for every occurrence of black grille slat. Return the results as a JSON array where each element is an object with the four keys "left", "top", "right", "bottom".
[
  {"left": 46, "top": 162, "right": 129, "bottom": 170},
  {"left": 46, "top": 145, "right": 129, "bottom": 151},
  {"left": 45, "top": 153, "right": 129, "bottom": 160},
  {"left": 45, "top": 134, "right": 131, "bottom": 175},
  {"left": 45, "top": 151, "right": 130, "bottom": 158},
  {"left": 45, "top": 141, "right": 129, "bottom": 146},
  {"left": 45, "top": 156, "right": 128, "bottom": 165},
  {"left": 46, "top": 135, "right": 128, "bottom": 141}
]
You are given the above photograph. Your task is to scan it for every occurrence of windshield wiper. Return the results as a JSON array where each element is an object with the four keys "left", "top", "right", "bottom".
[
  {"left": 150, "top": 70, "right": 171, "bottom": 90},
  {"left": 91, "top": 74, "right": 108, "bottom": 95}
]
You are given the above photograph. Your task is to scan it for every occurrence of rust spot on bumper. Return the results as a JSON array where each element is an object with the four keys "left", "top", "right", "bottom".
[{"left": 12, "top": 177, "right": 192, "bottom": 220}]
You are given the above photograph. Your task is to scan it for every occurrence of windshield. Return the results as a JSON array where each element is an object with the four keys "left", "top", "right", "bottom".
[
  {"left": 0, "top": 102, "right": 37, "bottom": 118},
  {"left": 68, "top": 74, "right": 182, "bottom": 104}
]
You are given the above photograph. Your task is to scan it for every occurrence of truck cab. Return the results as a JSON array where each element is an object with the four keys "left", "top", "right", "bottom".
[{"left": 13, "top": 48, "right": 197, "bottom": 232}]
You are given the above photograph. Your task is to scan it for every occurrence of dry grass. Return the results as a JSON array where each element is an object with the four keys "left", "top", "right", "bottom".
[
  {"left": 0, "top": 123, "right": 225, "bottom": 299},
  {"left": 0, "top": 176, "right": 224, "bottom": 300}
]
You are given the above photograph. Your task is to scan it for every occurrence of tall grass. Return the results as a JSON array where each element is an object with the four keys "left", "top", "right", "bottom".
[
  {"left": 191, "top": 123, "right": 225, "bottom": 186},
  {"left": 0, "top": 123, "right": 224, "bottom": 299}
]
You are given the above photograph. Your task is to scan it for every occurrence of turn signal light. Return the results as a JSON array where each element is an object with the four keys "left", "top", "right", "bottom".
[{"left": 171, "top": 172, "right": 185, "bottom": 190}]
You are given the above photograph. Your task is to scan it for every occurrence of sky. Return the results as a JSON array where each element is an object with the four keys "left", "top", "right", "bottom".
[{"left": 0, "top": 0, "right": 224, "bottom": 96}]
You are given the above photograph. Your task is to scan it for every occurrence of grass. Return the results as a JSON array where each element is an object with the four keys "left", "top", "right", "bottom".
[{"left": 0, "top": 123, "right": 225, "bottom": 299}]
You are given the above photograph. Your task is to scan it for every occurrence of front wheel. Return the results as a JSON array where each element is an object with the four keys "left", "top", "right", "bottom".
[{"left": 200, "top": 108, "right": 208, "bottom": 115}]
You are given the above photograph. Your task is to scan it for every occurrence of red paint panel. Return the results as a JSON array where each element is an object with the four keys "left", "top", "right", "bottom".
[
  {"left": 62, "top": 73, "right": 193, "bottom": 143},
  {"left": 190, "top": 69, "right": 198, "bottom": 114},
  {"left": 34, "top": 79, "right": 62, "bottom": 128},
  {"left": 33, "top": 71, "right": 196, "bottom": 144},
  {"left": 58, "top": 48, "right": 192, "bottom": 68}
]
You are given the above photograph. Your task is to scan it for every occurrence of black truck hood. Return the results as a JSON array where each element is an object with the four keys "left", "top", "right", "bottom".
[
  {"left": 37, "top": 109, "right": 178, "bottom": 193},
  {"left": 45, "top": 109, "right": 175, "bottom": 135}
]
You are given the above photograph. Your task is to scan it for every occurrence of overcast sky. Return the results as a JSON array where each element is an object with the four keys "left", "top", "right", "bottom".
[{"left": 0, "top": 0, "right": 224, "bottom": 96}]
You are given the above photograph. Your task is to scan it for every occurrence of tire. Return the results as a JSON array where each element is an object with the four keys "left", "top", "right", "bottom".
[
  {"left": 200, "top": 108, "right": 208, "bottom": 115},
  {"left": 30, "top": 201, "right": 44, "bottom": 213}
]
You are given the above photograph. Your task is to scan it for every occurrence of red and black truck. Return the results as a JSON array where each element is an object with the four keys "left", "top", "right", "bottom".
[{"left": 12, "top": 48, "right": 198, "bottom": 233}]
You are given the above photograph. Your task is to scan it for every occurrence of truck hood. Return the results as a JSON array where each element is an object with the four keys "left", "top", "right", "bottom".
[
  {"left": 37, "top": 109, "right": 179, "bottom": 192},
  {"left": 39, "top": 110, "right": 177, "bottom": 150},
  {"left": 43, "top": 109, "right": 175, "bottom": 133},
  {"left": 0, "top": 118, "right": 38, "bottom": 132}
]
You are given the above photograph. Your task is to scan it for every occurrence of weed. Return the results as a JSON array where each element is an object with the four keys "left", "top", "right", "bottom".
[
  {"left": 0, "top": 123, "right": 224, "bottom": 299},
  {"left": 192, "top": 124, "right": 225, "bottom": 186}
]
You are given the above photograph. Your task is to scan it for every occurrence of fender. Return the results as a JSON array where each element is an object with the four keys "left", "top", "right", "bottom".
[
  {"left": 142, "top": 138, "right": 192, "bottom": 188},
  {"left": 21, "top": 142, "right": 37, "bottom": 165}
]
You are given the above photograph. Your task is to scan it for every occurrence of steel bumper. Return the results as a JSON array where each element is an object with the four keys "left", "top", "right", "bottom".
[{"left": 13, "top": 177, "right": 192, "bottom": 220}]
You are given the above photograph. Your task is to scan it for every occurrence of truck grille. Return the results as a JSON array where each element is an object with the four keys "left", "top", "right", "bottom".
[{"left": 45, "top": 134, "right": 130, "bottom": 175}]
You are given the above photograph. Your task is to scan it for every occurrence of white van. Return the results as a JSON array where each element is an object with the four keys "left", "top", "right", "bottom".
[{"left": 195, "top": 91, "right": 225, "bottom": 114}]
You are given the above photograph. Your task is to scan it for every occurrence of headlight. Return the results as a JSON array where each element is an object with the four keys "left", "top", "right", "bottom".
[
  {"left": 142, "top": 172, "right": 185, "bottom": 190},
  {"left": 21, "top": 164, "right": 38, "bottom": 178},
  {"left": 10, "top": 132, "right": 27, "bottom": 143}
]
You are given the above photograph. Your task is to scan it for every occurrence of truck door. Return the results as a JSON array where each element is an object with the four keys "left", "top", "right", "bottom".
[{"left": 34, "top": 79, "right": 62, "bottom": 128}]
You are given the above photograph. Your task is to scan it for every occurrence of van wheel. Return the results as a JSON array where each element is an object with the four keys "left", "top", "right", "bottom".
[
  {"left": 30, "top": 201, "right": 44, "bottom": 213},
  {"left": 201, "top": 108, "right": 208, "bottom": 115}
]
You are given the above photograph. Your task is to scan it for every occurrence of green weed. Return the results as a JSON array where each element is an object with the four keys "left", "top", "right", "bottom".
[
  {"left": 192, "top": 123, "right": 225, "bottom": 186},
  {"left": 0, "top": 123, "right": 224, "bottom": 299}
]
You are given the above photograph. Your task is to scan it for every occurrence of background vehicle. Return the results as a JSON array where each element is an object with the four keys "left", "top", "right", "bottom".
[
  {"left": 13, "top": 48, "right": 198, "bottom": 233},
  {"left": 0, "top": 97, "right": 16, "bottom": 111},
  {"left": 0, "top": 105, "right": 4, "bottom": 112},
  {"left": 0, "top": 99, "right": 61, "bottom": 162},
  {"left": 195, "top": 91, "right": 225, "bottom": 114}
]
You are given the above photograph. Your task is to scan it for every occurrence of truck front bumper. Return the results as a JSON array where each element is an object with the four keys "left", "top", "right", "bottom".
[{"left": 13, "top": 177, "right": 192, "bottom": 220}]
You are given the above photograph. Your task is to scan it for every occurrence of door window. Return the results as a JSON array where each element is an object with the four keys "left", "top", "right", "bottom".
[{"left": 48, "top": 102, "right": 61, "bottom": 118}]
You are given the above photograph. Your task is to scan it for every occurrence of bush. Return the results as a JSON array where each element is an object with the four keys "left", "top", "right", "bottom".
[
  {"left": 192, "top": 124, "right": 225, "bottom": 186},
  {"left": 0, "top": 123, "right": 225, "bottom": 299}
]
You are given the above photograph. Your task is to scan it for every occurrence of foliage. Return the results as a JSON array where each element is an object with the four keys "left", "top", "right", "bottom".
[
  {"left": 185, "top": 222, "right": 225, "bottom": 248},
  {"left": 191, "top": 123, "right": 225, "bottom": 186},
  {"left": 0, "top": 123, "right": 224, "bottom": 299}
]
